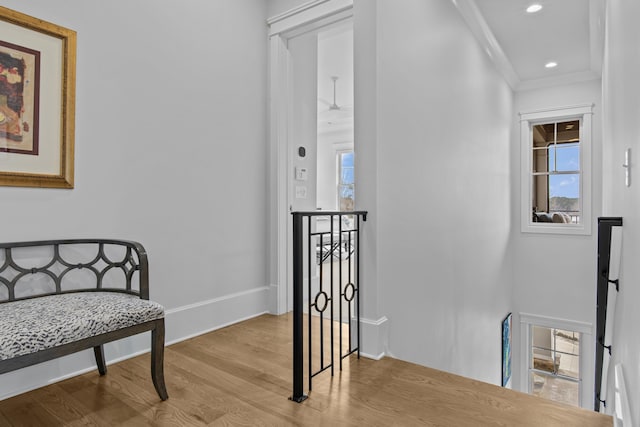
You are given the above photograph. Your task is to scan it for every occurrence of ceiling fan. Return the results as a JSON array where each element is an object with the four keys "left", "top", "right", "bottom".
[{"left": 318, "top": 76, "right": 353, "bottom": 124}]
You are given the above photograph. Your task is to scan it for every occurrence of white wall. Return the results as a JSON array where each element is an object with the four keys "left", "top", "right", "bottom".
[
  {"left": 358, "top": 0, "right": 514, "bottom": 384},
  {"left": 510, "top": 80, "right": 602, "bottom": 397},
  {"left": 289, "top": 31, "right": 318, "bottom": 212},
  {"left": 602, "top": 0, "right": 640, "bottom": 423},
  {"left": 316, "top": 26, "right": 354, "bottom": 211},
  {"left": 0, "top": 0, "right": 269, "bottom": 399},
  {"left": 353, "top": 0, "right": 386, "bottom": 358}
]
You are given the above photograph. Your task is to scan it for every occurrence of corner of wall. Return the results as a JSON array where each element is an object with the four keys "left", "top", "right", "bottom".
[{"left": 356, "top": 316, "right": 389, "bottom": 360}]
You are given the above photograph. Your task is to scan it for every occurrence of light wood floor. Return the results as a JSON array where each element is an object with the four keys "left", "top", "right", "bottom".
[{"left": 0, "top": 314, "right": 612, "bottom": 426}]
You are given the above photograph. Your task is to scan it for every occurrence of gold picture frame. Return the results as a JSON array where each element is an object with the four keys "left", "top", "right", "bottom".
[{"left": 0, "top": 6, "right": 75, "bottom": 188}]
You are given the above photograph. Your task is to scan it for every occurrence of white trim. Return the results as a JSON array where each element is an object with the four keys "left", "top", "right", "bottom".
[
  {"left": 519, "top": 313, "right": 594, "bottom": 409},
  {"left": 516, "top": 71, "right": 601, "bottom": 92},
  {"left": 164, "top": 286, "right": 267, "bottom": 317},
  {"left": 451, "top": 0, "right": 520, "bottom": 90},
  {"left": 519, "top": 104, "right": 594, "bottom": 235},
  {"left": 164, "top": 286, "right": 269, "bottom": 341},
  {"left": 357, "top": 316, "right": 389, "bottom": 360},
  {"left": 453, "top": 0, "right": 603, "bottom": 92},
  {"left": 269, "top": 33, "right": 290, "bottom": 315},
  {"left": 519, "top": 312, "right": 593, "bottom": 334},
  {"left": 519, "top": 104, "right": 595, "bottom": 122},
  {"left": 613, "top": 364, "right": 633, "bottom": 427},
  {"left": 589, "top": 0, "right": 605, "bottom": 76},
  {"left": 268, "top": 0, "right": 353, "bottom": 37},
  {"left": 268, "top": 1, "right": 354, "bottom": 316},
  {"left": 267, "top": 0, "right": 332, "bottom": 26}
]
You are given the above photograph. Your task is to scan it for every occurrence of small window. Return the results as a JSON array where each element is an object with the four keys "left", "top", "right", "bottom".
[
  {"left": 520, "top": 105, "right": 593, "bottom": 235},
  {"left": 520, "top": 313, "right": 593, "bottom": 409},
  {"left": 338, "top": 151, "right": 354, "bottom": 211},
  {"left": 530, "top": 326, "right": 581, "bottom": 407},
  {"left": 532, "top": 120, "right": 581, "bottom": 224}
]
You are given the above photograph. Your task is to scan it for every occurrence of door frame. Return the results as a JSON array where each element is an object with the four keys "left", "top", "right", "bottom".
[{"left": 268, "top": 0, "right": 354, "bottom": 314}]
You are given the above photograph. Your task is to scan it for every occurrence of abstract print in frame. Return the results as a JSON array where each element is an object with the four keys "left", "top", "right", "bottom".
[
  {"left": 502, "top": 312, "right": 512, "bottom": 387},
  {"left": 0, "top": 6, "right": 75, "bottom": 188},
  {"left": 0, "top": 39, "right": 40, "bottom": 155}
]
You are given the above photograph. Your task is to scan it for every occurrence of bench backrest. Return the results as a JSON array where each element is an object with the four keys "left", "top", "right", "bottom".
[{"left": 0, "top": 239, "right": 149, "bottom": 303}]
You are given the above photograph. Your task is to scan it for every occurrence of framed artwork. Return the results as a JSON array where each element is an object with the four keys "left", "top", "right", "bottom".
[
  {"left": 502, "top": 312, "right": 512, "bottom": 387},
  {"left": 0, "top": 6, "right": 76, "bottom": 188}
]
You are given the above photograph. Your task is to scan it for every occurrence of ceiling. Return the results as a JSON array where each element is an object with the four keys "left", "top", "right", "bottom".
[
  {"left": 317, "top": 24, "right": 354, "bottom": 134},
  {"left": 314, "top": 0, "right": 605, "bottom": 122},
  {"left": 454, "top": 0, "right": 605, "bottom": 91}
]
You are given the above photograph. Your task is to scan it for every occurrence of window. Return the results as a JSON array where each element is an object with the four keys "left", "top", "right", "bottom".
[
  {"left": 520, "top": 313, "right": 594, "bottom": 409},
  {"left": 338, "top": 151, "right": 354, "bottom": 211},
  {"left": 530, "top": 326, "right": 581, "bottom": 407},
  {"left": 520, "top": 104, "right": 593, "bottom": 234}
]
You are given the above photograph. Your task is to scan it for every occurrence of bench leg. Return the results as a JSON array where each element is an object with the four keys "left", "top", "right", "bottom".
[
  {"left": 151, "top": 319, "right": 169, "bottom": 401},
  {"left": 93, "top": 345, "right": 107, "bottom": 376}
]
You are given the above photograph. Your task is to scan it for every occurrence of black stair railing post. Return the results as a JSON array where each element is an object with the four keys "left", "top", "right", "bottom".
[
  {"left": 594, "top": 217, "right": 623, "bottom": 411},
  {"left": 290, "top": 212, "right": 307, "bottom": 403},
  {"left": 290, "top": 210, "right": 367, "bottom": 403}
]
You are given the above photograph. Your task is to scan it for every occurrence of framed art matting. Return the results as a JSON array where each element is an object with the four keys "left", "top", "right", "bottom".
[{"left": 0, "top": 6, "right": 76, "bottom": 188}]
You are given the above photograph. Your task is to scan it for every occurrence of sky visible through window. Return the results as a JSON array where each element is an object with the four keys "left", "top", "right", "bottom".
[
  {"left": 340, "top": 152, "right": 354, "bottom": 195},
  {"left": 548, "top": 144, "right": 579, "bottom": 199},
  {"left": 339, "top": 152, "right": 354, "bottom": 210}
]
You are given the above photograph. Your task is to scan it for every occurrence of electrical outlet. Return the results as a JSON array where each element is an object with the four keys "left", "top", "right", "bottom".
[{"left": 295, "top": 186, "right": 307, "bottom": 199}]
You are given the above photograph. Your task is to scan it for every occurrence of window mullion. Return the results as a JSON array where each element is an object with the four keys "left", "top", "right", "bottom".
[{"left": 553, "top": 122, "right": 558, "bottom": 173}]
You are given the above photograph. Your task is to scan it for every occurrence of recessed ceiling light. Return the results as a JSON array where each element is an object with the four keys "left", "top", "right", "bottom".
[
  {"left": 545, "top": 61, "right": 558, "bottom": 69},
  {"left": 526, "top": 4, "right": 543, "bottom": 13}
]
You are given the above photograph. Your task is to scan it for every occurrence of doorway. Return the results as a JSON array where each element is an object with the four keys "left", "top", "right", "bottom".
[{"left": 268, "top": 2, "right": 354, "bottom": 315}]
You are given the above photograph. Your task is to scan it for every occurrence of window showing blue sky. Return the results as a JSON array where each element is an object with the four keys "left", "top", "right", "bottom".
[
  {"left": 549, "top": 174, "right": 579, "bottom": 198},
  {"left": 339, "top": 152, "right": 354, "bottom": 200},
  {"left": 548, "top": 144, "right": 579, "bottom": 198}
]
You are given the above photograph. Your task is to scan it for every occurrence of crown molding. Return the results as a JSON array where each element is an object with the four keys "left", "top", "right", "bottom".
[
  {"left": 516, "top": 70, "right": 601, "bottom": 92},
  {"left": 589, "top": 0, "right": 605, "bottom": 75},
  {"left": 450, "top": 0, "right": 520, "bottom": 90},
  {"left": 453, "top": 0, "right": 604, "bottom": 93},
  {"left": 267, "top": 0, "right": 353, "bottom": 37}
]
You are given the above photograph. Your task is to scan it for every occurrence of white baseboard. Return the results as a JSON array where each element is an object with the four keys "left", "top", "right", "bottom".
[
  {"left": 164, "top": 286, "right": 269, "bottom": 344},
  {"left": 268, "top": 283, "right": 280, "bottom": 314},
  {"left": 357, "top": 316, "right": 389, "bottom": 360},
  {"left": 0, "top": 286, "right": 269, "bottom": 401}
]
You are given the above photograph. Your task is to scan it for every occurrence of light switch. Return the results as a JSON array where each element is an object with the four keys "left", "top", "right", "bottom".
[
  {"left": 295, "top": 167, "right": 308, "bottom": 181},
  {"left": 295, "top": 186, "right": 307, "bottom": 199}
]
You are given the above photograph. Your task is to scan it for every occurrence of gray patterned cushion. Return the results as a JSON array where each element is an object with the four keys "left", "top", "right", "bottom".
[{"left": 0, "top": 292, "right": 165, "bottom": 360}]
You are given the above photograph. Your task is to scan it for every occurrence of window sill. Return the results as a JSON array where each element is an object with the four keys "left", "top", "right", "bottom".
[{"left": 521, "top": 222, "right": 591, "bottom": 235}]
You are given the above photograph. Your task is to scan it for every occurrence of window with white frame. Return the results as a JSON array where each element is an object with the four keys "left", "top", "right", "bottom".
[
  {"left": 520, "top": 313, "right": 594, "bottom": 409},
  {"left": 529, "top": 325, "right": 581, "bottom": 407},
  {"left": 520, "top": 105, "right": 593, "bottom": 235}
]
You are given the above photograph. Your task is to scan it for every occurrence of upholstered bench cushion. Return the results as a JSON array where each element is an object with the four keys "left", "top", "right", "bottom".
[{"left": 0, "top": 292, "right": 165, "bottom": 360}]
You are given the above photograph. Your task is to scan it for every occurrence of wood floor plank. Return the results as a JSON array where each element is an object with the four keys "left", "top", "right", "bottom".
[
  {"left": 0, "top": 314, "right": 612, "bottom": 426},
  {"left": 28, "top": 384, "right": 98, "bottom": 426},
  {"left": 0, "top": 399, "right": 63, "bottom": 427}
]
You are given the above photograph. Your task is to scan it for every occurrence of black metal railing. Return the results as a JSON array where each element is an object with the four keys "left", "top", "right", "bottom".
[
  {"left": 290, "top": 210, "right": 367, "bottom": 403},
  {"left": 594, "top": 217, "right": 623, "bottom": 411}
]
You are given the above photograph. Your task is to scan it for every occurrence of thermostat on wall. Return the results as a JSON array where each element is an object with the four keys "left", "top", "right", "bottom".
[{"left": 295, "top": 167, "right": 308, "bottom": 181}]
